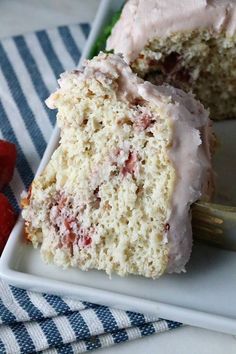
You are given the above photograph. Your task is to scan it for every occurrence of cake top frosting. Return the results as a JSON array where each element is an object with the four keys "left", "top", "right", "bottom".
[{"left": 106, "top": 0, "right": 236, "bottom": 62}]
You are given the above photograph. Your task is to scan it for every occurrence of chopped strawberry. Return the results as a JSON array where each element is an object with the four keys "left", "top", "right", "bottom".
[
  {"left": 64, "top": 218, "right": 73, "bottom": 231},
  {"left": 78, "top": 232, "right": 93, "bottom": 248},
  {"left": 60, "top": 210, "right": 93, "bottom": 249},
  {"left": 63, "top": 219, "right": 77, "bottom": 254},
  {"left": 135, "top": 113, "right": 154, "bottom": 131},
  {"left": 121, "top": 152, "right": 137, "bottom": 177},
  {"left": 0, "top": 193, "right": 17, "bottom": 254},
  {"left": 0, "top": 140, "right": 17, "bottom": 190},
  {"left": 162, "top": 52, "right": 181, "bottom": 74},
  {"left": 83, "top": 235, "right": 92, "bottom": 246},
  {"left": 64, "top": 230, "right": 76, "bottom": 246}
]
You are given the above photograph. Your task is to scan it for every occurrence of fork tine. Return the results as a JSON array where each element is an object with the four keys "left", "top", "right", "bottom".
[
  {"left": 193, "top": 201, "right": 236, "bottom": 214},
  {"left": 192, "top": 201, "right": 236, "bottom": 251},
  {"left": 192, "top": 222, "right": 223, "bottom": 236},
  {"left": 192, "top": 210, "right": 223, "bottom": 225}
]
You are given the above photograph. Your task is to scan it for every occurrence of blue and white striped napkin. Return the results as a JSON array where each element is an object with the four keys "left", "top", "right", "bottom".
[
  {"left": 0, "top": 23, "right": 90, "bottom": 210},
  {"left": 0, "top": 23, "right": 182, "bottom": 353},
  {"left": 0, "top": 280, "right": 181, "bottom": 353}
]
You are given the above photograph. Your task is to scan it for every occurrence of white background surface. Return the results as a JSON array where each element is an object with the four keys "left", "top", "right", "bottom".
[{"left": 0, "top": 1, "right": 235, "bottom": 353}]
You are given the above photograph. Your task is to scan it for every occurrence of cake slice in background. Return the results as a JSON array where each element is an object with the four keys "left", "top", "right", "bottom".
[
  {"left": 22, "top": 53, "right": 213, "bottom": 278},
  {"left": 106, "top": 0, "right": 236, "bottom": 120}
]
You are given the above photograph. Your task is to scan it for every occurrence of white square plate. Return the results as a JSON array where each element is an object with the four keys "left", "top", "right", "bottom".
[{"left": 1, "top": 0, "right": 236, "bottom": 335}]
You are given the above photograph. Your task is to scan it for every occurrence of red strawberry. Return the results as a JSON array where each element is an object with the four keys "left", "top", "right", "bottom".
[
  {"left": 0, "top": 140, "right": 17, "bottom": 190},
  {"left": 121, "top": 151, "right": 137, "bottom": 177},
  {"left": 83, "top": 235, "right": 92, "bottom": 246},
  {"left": 0, "top": 193, "right": 17, "bottom": 254}
]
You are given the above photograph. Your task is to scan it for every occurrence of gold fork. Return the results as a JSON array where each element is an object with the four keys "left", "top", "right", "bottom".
[{"left": 192, "top": 201, "right": 236, "bottom": 251}]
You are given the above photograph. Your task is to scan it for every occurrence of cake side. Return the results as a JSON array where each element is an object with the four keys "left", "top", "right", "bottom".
[
  {"left": 22, "top": 53, "right": 212, "bottom": 278},
  {"left": 137, "top": 82, "right": 212, "bottom": 272}
]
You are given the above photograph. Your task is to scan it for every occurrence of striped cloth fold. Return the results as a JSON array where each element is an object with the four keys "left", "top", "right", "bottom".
[
  {"left": 0, "top": 280, "right": 181, "bottom": 354},
  {"left": 0, "top": 23, "right": 182, "bottom": 353}
]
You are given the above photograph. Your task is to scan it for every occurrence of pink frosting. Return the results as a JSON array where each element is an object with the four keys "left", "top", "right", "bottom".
[
  {"left": 137, "top": 83, "right": 212, "bottom": 272},
  {"left": 107, "top": 0, "right": 236, "bottom": 62}
]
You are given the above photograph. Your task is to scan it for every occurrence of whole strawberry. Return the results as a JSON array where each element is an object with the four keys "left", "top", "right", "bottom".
[
  {"left": 0, "top": 193, "right": 17, "bottom": 254},
  {"left": 0, "top": 139, "right": 17, "bottom": 190}
]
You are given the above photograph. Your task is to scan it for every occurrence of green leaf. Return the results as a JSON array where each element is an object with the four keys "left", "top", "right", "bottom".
[{"left": 89, "top": 9, "right": 122, "bottom": 59}]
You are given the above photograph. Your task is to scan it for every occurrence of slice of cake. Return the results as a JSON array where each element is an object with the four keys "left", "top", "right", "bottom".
[
  {"left": 22, "top": 53, "right": 213, "bottom": 278},
  {"left": 106, "top": 0, "right": 236, "bottom": 120}
]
